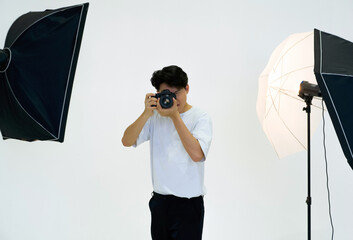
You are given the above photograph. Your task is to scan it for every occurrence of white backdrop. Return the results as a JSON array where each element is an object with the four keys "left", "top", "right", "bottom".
[{"left": 1, "top": 0, "right": 353, "bottom": 239}]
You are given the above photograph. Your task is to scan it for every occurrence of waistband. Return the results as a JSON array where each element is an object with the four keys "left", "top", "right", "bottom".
[{"left": 152, "top": 191, "right": 203, "bottom": 200}]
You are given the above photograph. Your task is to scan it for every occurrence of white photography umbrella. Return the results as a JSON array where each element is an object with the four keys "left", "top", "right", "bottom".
[{"left": 256, "top": 31, "right": 323, "bottom": 159}]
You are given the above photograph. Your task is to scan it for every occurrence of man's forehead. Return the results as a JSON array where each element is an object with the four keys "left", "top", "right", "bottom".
[{"left": 159, "top": 84, "right": 180, "bottom": 91}]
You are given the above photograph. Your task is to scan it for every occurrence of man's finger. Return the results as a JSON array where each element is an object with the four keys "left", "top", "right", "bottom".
[{"left": 145, "top": 93, "right": 155, "bottom": 100}]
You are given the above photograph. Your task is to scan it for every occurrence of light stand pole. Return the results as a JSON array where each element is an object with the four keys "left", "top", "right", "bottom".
[
  {"left": 303, "top": 95, "right": 313, "bottom": 240},
  {"left": 299, "top": 80, "right": 322, "bottom": 240}
]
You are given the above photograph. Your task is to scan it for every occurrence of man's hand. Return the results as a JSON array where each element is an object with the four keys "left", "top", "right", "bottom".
[
  {"left": 121, "top": 93, "right": 157, "bottom": 147},
  {"left": 157, "top": 98, "right": 179, "bottom": 119},
  {"left": 144, "top": 93, "right": 157, "bottom": 117}
]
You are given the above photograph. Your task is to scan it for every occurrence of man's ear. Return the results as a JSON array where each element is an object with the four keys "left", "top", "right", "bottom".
[{"left": 185, "top": 84, "right": 189, "bottom": 94}]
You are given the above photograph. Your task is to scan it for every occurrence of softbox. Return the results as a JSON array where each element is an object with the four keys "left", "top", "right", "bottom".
[
  {"left": 314, "top": 29, "right": 353, "bottom": 170},
  {"left": 0, "top": 3, "right": 89, "bottom": 142}
]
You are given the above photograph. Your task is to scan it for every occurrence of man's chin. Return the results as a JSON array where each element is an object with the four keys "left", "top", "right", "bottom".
[{"left": 178, "top": 106, "right": 187, "bottom": 113}]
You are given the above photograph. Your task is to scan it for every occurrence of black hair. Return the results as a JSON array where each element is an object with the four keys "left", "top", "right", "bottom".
[{"left": 150, "top": 65, "right": 188, "bottom": 91}]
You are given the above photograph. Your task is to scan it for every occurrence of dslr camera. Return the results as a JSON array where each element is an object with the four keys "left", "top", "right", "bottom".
[{"left": 152, "top": 89, "right": 176, "bottom": 109}]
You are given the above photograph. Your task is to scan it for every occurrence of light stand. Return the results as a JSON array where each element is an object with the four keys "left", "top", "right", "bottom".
[
  {"left": 303, "top": 95, "right": 313, "bottom": 240},
  {"left": 299, "top": 81, "right": 322, "bottom": 240}
]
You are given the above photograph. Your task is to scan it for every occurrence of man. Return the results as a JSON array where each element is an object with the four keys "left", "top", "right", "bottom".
[{"left": 121, "top": 65, "right": 212, "bottom": 240}]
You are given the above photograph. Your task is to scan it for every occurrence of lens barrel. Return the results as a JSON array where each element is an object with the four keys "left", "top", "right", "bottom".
[{"left": 155, "top": 89, "right": 176, "bottom": 109}]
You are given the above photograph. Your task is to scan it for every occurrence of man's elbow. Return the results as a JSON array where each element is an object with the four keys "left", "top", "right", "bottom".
[
  {"left": 191, "top": 152, "right": 204, "bottom": 162},
  {"left": 121, "top": 138, "right": 134, "bottom": 147}
]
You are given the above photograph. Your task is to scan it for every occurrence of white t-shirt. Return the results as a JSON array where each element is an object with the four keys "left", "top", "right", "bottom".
[{"left": 134, "top": 106, "right": 212, "bottom": 198}]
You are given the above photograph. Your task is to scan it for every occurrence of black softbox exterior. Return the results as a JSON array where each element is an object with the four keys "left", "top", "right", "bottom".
[
  {"left": 314, "top": 29, "right": 353, "bottom": 169},
  {"left": 0, "top": 3, "right": 89, "bottom": 142}
]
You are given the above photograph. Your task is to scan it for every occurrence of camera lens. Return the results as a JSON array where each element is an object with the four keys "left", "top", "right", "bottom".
[
  {"left": 160, "top": 95, "right": 173, "bottom": 108},
  {"left": 156, "top": 89, "right": 176, "bottom": 109},
  {"left": 163, "top": 98, "right": 170, "bottom": 105}
]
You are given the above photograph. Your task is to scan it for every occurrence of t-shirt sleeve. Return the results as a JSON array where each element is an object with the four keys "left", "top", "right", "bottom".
[
  {"left": 192, "top": 113, "right": 213, "bottom": 161},
  {"left": 133, "top": 117, "right": 151, "bottom": 147}
]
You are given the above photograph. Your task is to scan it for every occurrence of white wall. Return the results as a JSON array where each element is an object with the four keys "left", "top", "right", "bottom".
[{"left": 1, "top": 0, "right": 353, "bottom": 239}]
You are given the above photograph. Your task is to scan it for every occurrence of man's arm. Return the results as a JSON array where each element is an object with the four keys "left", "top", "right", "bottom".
[
  {"left": 121, "top": 93, "right": 157, "bottom": 147},
  {"left": 171, "top": 113, "right": 204, "bottom": 162},
  {"left": 157, "top": 99, "right": 204, "bottom": 162}
]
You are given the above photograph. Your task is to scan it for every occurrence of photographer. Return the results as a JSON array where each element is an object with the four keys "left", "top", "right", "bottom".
[{"left": 121, "top": 65, "right": 212, "bottom": 240}]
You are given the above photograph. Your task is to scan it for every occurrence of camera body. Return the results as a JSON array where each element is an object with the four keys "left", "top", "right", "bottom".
[{"left": 153, "top": 89, "right": 177, "bottom": 109}]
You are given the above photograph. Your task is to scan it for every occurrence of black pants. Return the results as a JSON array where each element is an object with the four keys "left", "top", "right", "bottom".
[{"left": 149, "top": 192, "right": 204, "bottom": 240}]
